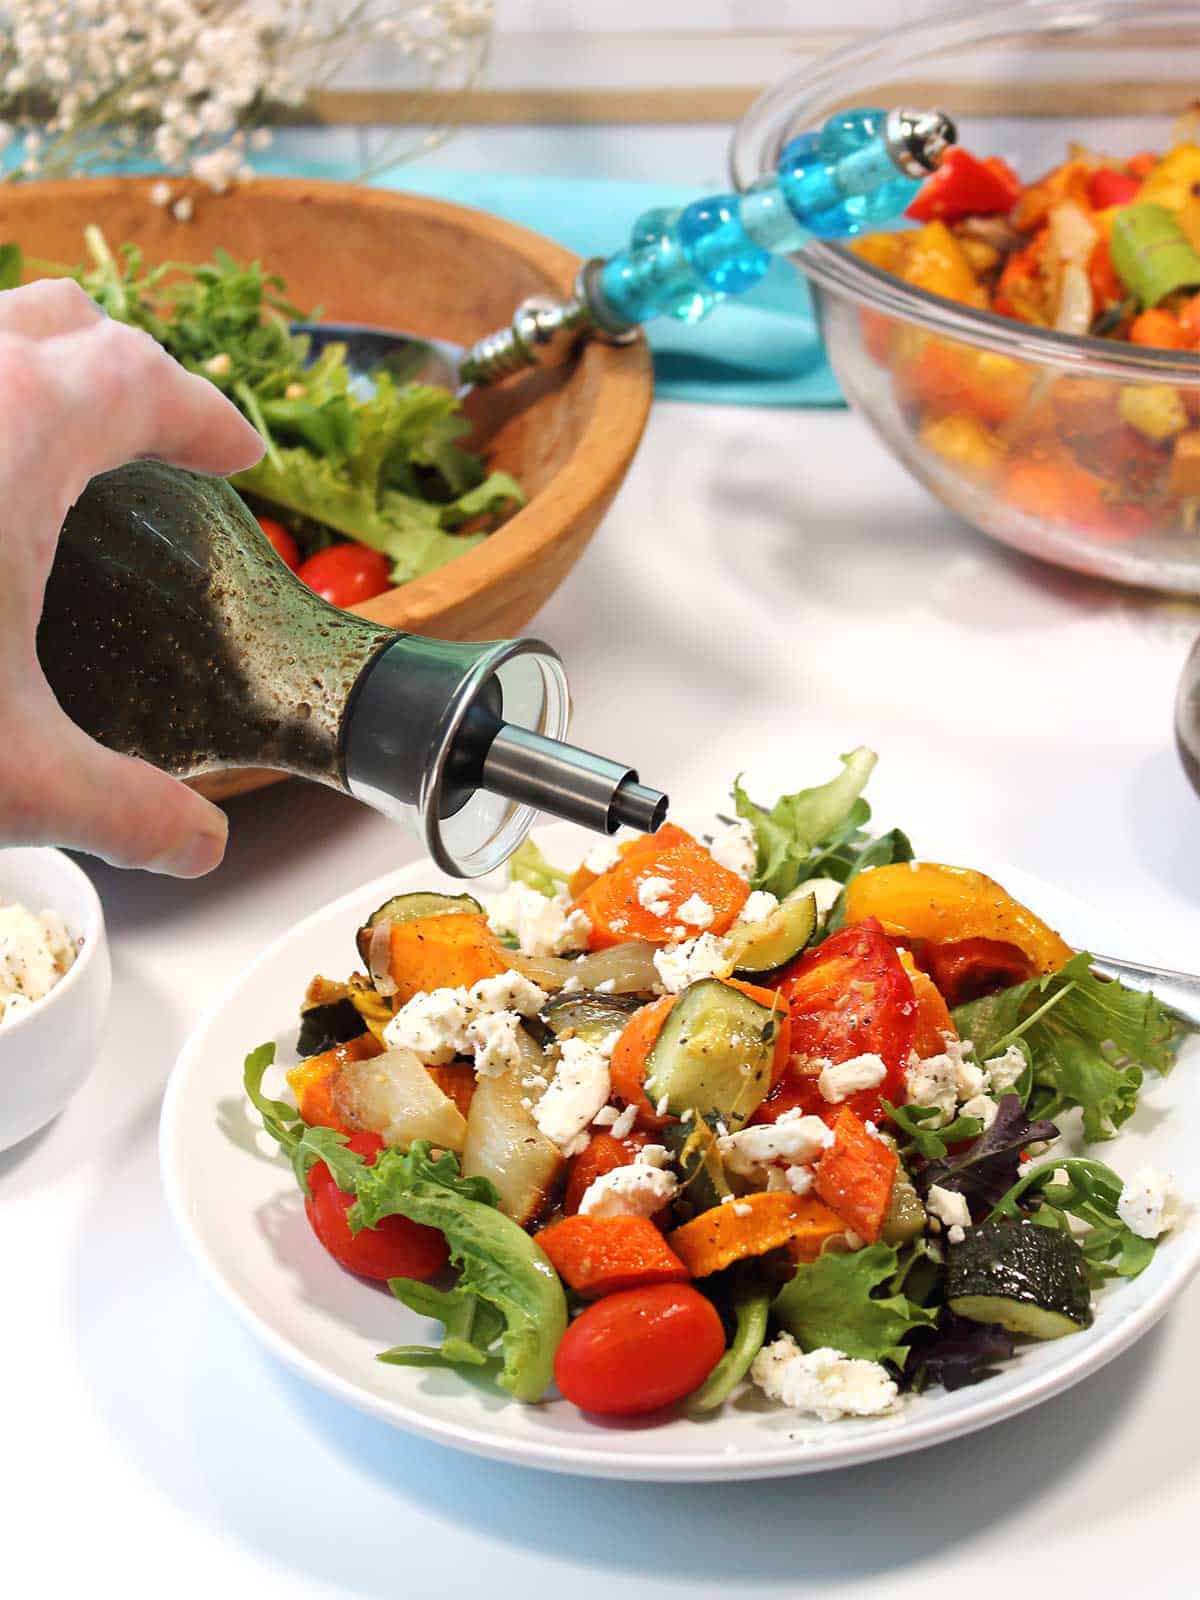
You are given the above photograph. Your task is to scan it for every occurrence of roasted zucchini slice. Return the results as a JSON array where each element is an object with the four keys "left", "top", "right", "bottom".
[
  {"left": 642, "top": 979, "right": 777, "bottom": 1128},
  {"left": 728, "top": 890, "right": 817, "bottom": 975},
  {"left": 946, "top": 1218, "right": 1093, "bottom": 1340},
  {"left": 538, "top": 991, "right": 643, "bottom": 1044}
]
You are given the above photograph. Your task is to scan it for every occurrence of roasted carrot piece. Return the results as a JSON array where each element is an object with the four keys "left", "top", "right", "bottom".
[
  {"left": 563, "top": 1131, "right": 648, "bottom": 1215},
  {"left": 813, "top": 1108, "right": 898, "bottom": 1246},
  {"left": 387, "top": 912, "right": 508, "bottom": 1005},
  {"left": 1130, "top": 308, "right": 1186, "bottom": 349},
  {"left": 668, "top": 1192, "right": 846, "bottom": 1277},
  {"left": 287, "top": 1034, "right": 383, "bottom": 1133},
  {"left": 424, "top": 1061, "right": 477, "bottom": 1119},
  {"left": 896, "top": 949, "right": 957, "bottom": 1057},
  {"left": 574, "top": 827, "right": 748, "bottom": 949},
  {"left": 536, "top": 1215, "right": 689, "bottom": 1298},
  {"left": 610, "top": 995, "right": 677, "bottom": 1131}
]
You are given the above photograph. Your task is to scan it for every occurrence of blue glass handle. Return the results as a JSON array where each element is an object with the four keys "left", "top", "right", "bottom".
[{"left": 595, "top": 106, "right": 953, "bottom": 329}]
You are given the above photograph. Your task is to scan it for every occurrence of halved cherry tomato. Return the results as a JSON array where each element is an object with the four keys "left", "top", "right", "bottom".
[
  {"left": 753, "top": 919, "right": 917, "bottom": 1126},
  {"left": 923, "top": 937, "right": 1036, "bottom": 1007},
  {"left": 305, "top": 1131, "right": 450, "bottom": 1282},
  {"left": 553, "top": 1284, "right": 725, "bottom": 1416},
  {"left": 254, "top": 513, "right": 301, "bottom": 572},
  {"left": 297, "top": 543, "right": 392, "bottom": 608}
]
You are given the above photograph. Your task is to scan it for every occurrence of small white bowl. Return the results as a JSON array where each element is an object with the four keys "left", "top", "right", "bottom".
[{"left": 0, "top": 847, "right": 110, "bottom": 1152}]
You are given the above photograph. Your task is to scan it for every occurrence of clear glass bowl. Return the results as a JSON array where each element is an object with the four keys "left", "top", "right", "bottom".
[{"left": 732, "top": 0, "right": 1200, "bottom": 594}]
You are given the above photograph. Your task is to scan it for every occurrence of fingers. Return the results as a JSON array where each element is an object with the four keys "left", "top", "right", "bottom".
[
  {"left": 47, "top": 317, "right": 264, "bottom": 488},
  {"left": 0, "top": 277, "right": 102, "bottom": 340},
  {"left": 0, "top": 697, "right": 229, "bottom": 876}
]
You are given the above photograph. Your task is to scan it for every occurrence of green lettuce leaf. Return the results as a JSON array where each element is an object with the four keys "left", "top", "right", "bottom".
[
  {"left": 242, "top": 1041, "right": 303, "bottom": 1152},
  {"left": 381, "top": 1279, "right": 506, "bottom": 1370},
  {"left": 953, "top": 953, "right": 1188, "bottom": 1142},
  {"left": 772, "top": 1243, "right": 937, "bottom": 1367},
  {"left": 291, "top": 1129, "right": 566, "bottom": 1402},
  {"left": 733, "top": 748, "right": 882, "bottom": 900}
]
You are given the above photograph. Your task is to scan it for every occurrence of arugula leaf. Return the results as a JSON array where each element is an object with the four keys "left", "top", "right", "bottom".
[
  {"left": 990, "top": 1156, "right": 1159, "bottom": 1282},
  {"left": 242, "top": 1042, "right": 304, "bottom": 1152},
  {"left": 290, "top": 1131, "right": 566, "bottom": 1402},
  {"left": 918, "top": 1094, "right": 1059, "bottom": 1209},
  {"left": 381, "top": 1279, "right": 506, "bottom": 1369},
  {"left": 772, "top": 1243, "right": 937, "bottom": 1367},
  {"left": 882, "top": 1099, "right": 984, "bottom": 1161},
  {"left": 733, "top": 748, "right": 884, "bottom": 900},
  {"left": 953, "top": 953, "right": 1189, "bottom": 1141},
  {"left": 507, "top": 837, "right": 570, "bottom": 897}
]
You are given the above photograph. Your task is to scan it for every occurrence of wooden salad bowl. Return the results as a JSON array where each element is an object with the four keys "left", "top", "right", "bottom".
[{"left": 2, "top": 176, "right": 654, "bottom": 801}]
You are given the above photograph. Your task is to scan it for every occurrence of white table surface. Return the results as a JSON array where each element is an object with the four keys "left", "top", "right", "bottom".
[{"left": 9, "top": 135, "right": 1200, "bottom": 1597}]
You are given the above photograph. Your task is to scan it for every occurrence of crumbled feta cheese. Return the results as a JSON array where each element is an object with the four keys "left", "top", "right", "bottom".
[
  {"left": 818, "top": 1052, "right": 888, "bottom": 1104},
  {"left": 560, "top": 976, "right": 583, "bottom": 995},
  {"left": 736, "top": 888, "right": 779, "bottom": 925},
  {"left": 709, "top": 819, "right": 757, "bottom": 880},
  {"left": 599, "top": 1030, "right": 623, "bottom": 1059},
  {"left": 485, "top": 882, "right": 591, "bottom": 957},
  {"left": 638, "top": 1144, "right": 671, "bottom": 1168},
  {"left": 609, "top": 1103, "right": 638, "bottom": 1139},
  {"left": 532, "top": 1036, "right": 611, "bottom": 1150},
  {"left": 594, "top": 978, "right": 617, "bottom": 994},
  {"left": 947, "top": 1224, "right": 966, "bottom": 1245},
  {"left": 466, "top": 1010, "right": 527, "bottom": 1078},
  {"left": 637, "top": 875, "right": 675, "bottom": 917},
  {"left": 718, "top": 1114, "right": 833, "bottom": 1183},
  {"left": 469, "top": 971, "right": 548, "bottom": 1017},
  {"left": 583, "top": 837, "right": 623, "bottom": 874},
  {"left": 903, "top": 1046, "right": 960, "bottom": 1126},
  {"left": 732, "top": 1201, "right": 753, "bottom": 1218},
  {"left": 578, "top": 1160, "right": 679, "bottom": 1218},
  {"left": 654, "top": 1092, "right": 670, "bottom": 1118},
  {"left": 676, "top": 893, "right": 715, "bottom": 929},
  {"left": 750, "top": 1337, "right": 900, "bottom": 1422},
  {"left": 960, "top": 1093, "right": 999, "bottom": 1130},
  {"left": 0, "top": 901, "right": 75, "bottom": 1026},
  {"left": 1117, "top": 1166, "right": 1178, "bottom": 1240},
  {"left": 926, "top": 1184, "right": 971, "bottom": 1230},
  {"left": 784, "top": 1165, "right": 813, "bottom": 1197},
  {"left": 592, "top": 1105, "right": 620, "bottom": 1127},
  {"left": 983, "top": 1043, "right": 1027, "bottom": 1093},
  {"left": 653, "top": 933, "right": 734, "bottom": 992},
  {"left": 384, "top": 986, "right": 476, "bottom": 1063}
]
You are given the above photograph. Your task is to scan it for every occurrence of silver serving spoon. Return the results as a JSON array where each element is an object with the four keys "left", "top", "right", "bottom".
[{"left": 1089, "top": 953, "right": 1200, "bottom": 1025}]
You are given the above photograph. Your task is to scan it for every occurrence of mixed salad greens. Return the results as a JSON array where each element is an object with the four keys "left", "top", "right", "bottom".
[
  {"left": 242, "top": 751, "right": 1191, "bottom": 1423},
  {"left": 3, "top": 228, "right": 522, "bottom": 596},
  {"left": 855, "top": 123, "right": 1200, "bottom": 541}
]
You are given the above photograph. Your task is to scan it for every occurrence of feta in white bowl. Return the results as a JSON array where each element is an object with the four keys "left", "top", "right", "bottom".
[{"left": 0, "top": 848, "right": 110, "bottom": 1151}]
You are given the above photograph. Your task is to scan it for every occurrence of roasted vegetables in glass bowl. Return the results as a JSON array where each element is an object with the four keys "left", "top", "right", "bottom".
[{"left": 732, "top": 0, "right": 1200, "bottom": 593}]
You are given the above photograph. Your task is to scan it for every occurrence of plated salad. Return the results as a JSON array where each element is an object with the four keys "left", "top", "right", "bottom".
[{"left": 243, "top": 751, "right": 1190, "bottom": 1424}]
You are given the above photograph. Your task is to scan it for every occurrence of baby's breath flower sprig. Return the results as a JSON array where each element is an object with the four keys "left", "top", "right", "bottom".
[{"left": 0, "top": 0, "right": 493, "bottom": 198}]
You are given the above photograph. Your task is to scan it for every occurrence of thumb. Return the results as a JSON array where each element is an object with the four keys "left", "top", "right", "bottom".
[{"left": 4, "top": 701, "right": 229, "bottom": 877}]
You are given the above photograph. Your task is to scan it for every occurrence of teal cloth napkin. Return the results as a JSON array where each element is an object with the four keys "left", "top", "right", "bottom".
[{"left": 252, "top": 156, "right": 844, "bottom": 408}]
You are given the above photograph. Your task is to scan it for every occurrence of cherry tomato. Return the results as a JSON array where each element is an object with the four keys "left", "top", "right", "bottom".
[
  {"left": 754, "top": 918, "right": 917, "bottom": 1126},
  {"left": 305, "top": 1131, "right": 450, "bottom": 1282},
  {"left": 553, "top": 1284, "right": 725, "bottom": 1417},
  {"left": 296, "top": 543, "right": 392, "bottom": 608},
  {"left": 254, "top": 513, "right": 301, "bottom": 572},
  {"left": 923, "top": 937, "right": 1036, "bottom": 1008}
]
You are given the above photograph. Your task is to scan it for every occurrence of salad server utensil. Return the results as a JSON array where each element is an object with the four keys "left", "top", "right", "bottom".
[
  {"left": 295, "top": 105, "right": 955, "bottom": 394},
  {"left": 1090, "top": 953, "right": 1200, "bottom": 1025}
]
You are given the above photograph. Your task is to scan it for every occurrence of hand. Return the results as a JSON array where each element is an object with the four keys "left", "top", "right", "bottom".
[{"left": 0, "top": 278, "right": 263, "bottom": 876}]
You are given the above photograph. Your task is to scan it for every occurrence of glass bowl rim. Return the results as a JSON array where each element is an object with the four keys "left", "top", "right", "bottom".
[{"left": 730, "top": 0, "right": 1200, "bottom": 384}]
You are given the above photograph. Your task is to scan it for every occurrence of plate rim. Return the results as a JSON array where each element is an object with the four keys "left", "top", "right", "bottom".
[{"left": 159, "top": 841, "right": 1200, "bottom": 1481}]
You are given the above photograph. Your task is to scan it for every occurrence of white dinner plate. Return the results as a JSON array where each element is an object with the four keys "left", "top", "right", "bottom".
[{"left": 160, "top": 822, "right": 1200, "bottom": 1481}]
